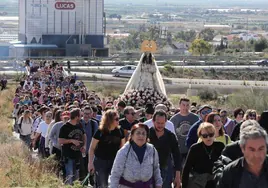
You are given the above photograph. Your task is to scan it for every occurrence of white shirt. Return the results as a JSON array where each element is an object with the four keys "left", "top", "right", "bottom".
[
  {"left": 144, "top": 119, "right": 175, "bottom": 134},
  {"left": 37, "top": 121, "right": 49, "bottom": 138},
  {"left": 19, "top": 117, "right": 33, "bottom": 136}
]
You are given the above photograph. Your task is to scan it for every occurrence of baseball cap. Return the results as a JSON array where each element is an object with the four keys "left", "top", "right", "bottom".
[{"left": 198, "top": 105, "right": 212, "bottom": 112}]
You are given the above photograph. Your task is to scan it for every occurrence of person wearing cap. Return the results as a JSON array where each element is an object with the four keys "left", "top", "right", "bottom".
[
  {"left": 186, "top": 105, "right": 212, "bottom": 149},
  {"left": 170, "top": 97, "right": 199, "bottom": 161},
  {"left": 144, "top": 104, "right": 176, "bottom": 134}
]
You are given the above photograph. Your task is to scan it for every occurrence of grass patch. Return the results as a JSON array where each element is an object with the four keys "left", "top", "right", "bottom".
[
  {"left": 225, "top": 89, "right": 268, "bottom": 114},
  {"left": 0, "top": 86, "right": 65, "bottom": 187}
]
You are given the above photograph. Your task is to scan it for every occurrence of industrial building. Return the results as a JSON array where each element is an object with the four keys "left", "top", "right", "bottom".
[{"left": 11, "top": 0, "right": 108, "bottom": 57}]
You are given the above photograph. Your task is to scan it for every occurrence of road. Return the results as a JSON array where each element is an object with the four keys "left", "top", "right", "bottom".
[
  {"left": 1, "top": 63, "right": 268, "bottom": 88},
  {"left": 71, "top": 71, "right": 268, "bottom": 88},
  {"left": 67, "top": 65, "right": 267, "bottom": 70}
]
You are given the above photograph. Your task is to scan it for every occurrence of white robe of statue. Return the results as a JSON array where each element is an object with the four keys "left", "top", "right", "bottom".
[{"left": 124, "top": 53, "right": 166, "bottom": 96}]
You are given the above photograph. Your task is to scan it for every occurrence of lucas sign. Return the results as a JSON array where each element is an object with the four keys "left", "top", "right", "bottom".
[{"left": 55, "top": 2, "right": 75, "bottom": 10}]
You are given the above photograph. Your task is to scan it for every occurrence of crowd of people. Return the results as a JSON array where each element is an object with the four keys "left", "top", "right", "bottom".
[{"left": 11, "top": 60, "right": 268, "bottom": 188}]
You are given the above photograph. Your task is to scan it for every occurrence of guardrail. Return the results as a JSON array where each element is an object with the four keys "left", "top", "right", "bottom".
[{"left": 167, "top": 78, "right": 268, "bottom": 88}]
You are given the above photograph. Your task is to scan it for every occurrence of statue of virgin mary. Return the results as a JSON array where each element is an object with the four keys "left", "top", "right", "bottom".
[{"left": 121, "top": 53, "right": 171, "bottom": 108}]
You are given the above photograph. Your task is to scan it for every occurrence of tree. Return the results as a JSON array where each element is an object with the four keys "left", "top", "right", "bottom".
[
  {"left": 198, "top": 28, "right": 215, "bottom": 41},
  {"left": 190, "top": 39, "right": 212, "bottom": 56},
  {"left": 175, "top": 30, "right": 197, "bottom": 42},
  {"left": 254, "top": 38, "right": 268, "bottom": 52}
]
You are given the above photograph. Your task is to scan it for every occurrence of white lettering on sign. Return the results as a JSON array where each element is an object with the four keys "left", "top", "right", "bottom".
[{"left": 55, "top": 2, "right": 75, "bottom": 10}]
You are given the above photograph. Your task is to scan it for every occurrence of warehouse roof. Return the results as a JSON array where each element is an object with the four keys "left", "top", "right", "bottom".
[{"left": 11, "top": 44, "right": 58, "bottom": 49}]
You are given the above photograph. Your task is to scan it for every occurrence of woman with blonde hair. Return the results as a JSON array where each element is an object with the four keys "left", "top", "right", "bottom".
[
  {"left": 182, "top": 122, "right": 225, "bottom": 188},
  {"left": 88, "top": 109, "right": 125, "bottom": 188}
]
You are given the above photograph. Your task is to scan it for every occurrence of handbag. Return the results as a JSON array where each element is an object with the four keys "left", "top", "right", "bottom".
[{"left": 187, "top": 173, "right": 213, "bottom": 188}]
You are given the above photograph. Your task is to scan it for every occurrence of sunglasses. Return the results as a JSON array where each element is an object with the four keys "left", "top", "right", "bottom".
[
  {"left": 129, "top": 112, "right": 135, "bottom": 116},
  {"left": 248, "top": 113, "right": 256, "bottom": 117},
  {"left": 114, "top": 117, "right": 119, "bottom": 121},
  {"left": 201, "top": 109, "right": 212, "bottom": 115},
  {"left": 201, "top": 133, "right": 215, "bottom": 139}
]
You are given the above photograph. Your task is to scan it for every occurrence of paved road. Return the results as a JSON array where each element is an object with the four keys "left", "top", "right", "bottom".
[
  {"left": 67, "top": 65, "right": 267, "bottom": 70},
  {"left": 1, "top": 63, "right": 268, "bottom": 88},
  {"left": 71, "top": 71, "right": 268, "bottom": 88}
]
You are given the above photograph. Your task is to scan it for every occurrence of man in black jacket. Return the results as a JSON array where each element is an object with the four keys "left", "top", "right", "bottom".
[
  {"left": 149, "top": 110, "right": 182, "bottom": 188},
  {"left": 218, "top": 125, "right": 268, "bottom": 188}
]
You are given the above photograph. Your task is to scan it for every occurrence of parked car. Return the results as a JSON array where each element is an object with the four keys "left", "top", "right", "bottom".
[
  {"left": 257, "top": 59, "right": 268, "bottom": 66},
  {"left": 111, "top": 65, "right": 136, "bottom": 77}
]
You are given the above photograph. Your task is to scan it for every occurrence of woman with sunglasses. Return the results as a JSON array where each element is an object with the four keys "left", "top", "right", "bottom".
[
  {"left": 110, "top": 123, "right": 162, "bottom": 188},
  {"left": 182, "top": 122, "right": 224, "bottom": 188},
  {"left": 230, "top": 109, "right": 257, "bottom": 141},
  {"left": 197, "top": 113, "right": 232, "bottom": 146},
  {"left": 88, "top": 109, "right": 125, "bottom": 188}
]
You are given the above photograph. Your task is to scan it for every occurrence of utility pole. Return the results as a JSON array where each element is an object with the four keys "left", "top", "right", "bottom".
[{"left": 245, "top": 12, "right": 249, "bottom": 54}]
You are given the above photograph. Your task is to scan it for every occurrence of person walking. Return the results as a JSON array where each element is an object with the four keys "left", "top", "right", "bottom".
[
  {"left": 59, "top": 108, "right": 87, "bottom": 185},
  {"left": 149, "top": 110, "right": 182, "bottom": 188},
  {"left": 182, "top": 122, "right": 224, "bottom": 188},
  {"left": 18, "top": 110, "right": 33, "bottom": 149},
  {"left": 110, "top": 123, "right": 163, "bottom": 188},
  {"left": 88, "top": 109, "right": 125, "bottom": 188},
  {"left": 219, "top": 125, "right": 268, "bottom": 188},
  {"left": 170, "top": 97, "right": 199, "bottom": 161}
]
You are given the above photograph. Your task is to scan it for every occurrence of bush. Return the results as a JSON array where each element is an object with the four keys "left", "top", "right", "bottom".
[
  {"left": 226, "top": 90, "right": 268, "bottom": 114},
  {"left": 164, "top": 64, "right": 175, "bottom": 73},
  {"left": 198, "top": 88, "right": 218, "bottom": 101}
]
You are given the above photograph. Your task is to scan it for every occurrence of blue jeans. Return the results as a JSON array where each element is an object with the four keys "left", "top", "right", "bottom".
[
  {"left": 93, "top": 157, "right": 114, "bottom": 188},
  {"left": 161, "top": 157, "right": 174, "bottom": 188},
  {"left": 65, "top": 158, "right": 79, "bottom": 185}
]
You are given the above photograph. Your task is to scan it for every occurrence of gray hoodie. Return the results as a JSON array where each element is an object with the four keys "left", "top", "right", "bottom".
[{"left": 110, "top": 142, "right": 163, "bottom": 188}]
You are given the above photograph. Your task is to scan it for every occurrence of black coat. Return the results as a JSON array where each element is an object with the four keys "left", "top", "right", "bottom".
[
  {"left": 221, "top": 141, "right": 243, "bottom": 161},
  {"left": 218, "top": 157, "right": 268, "bottom": 188}
]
